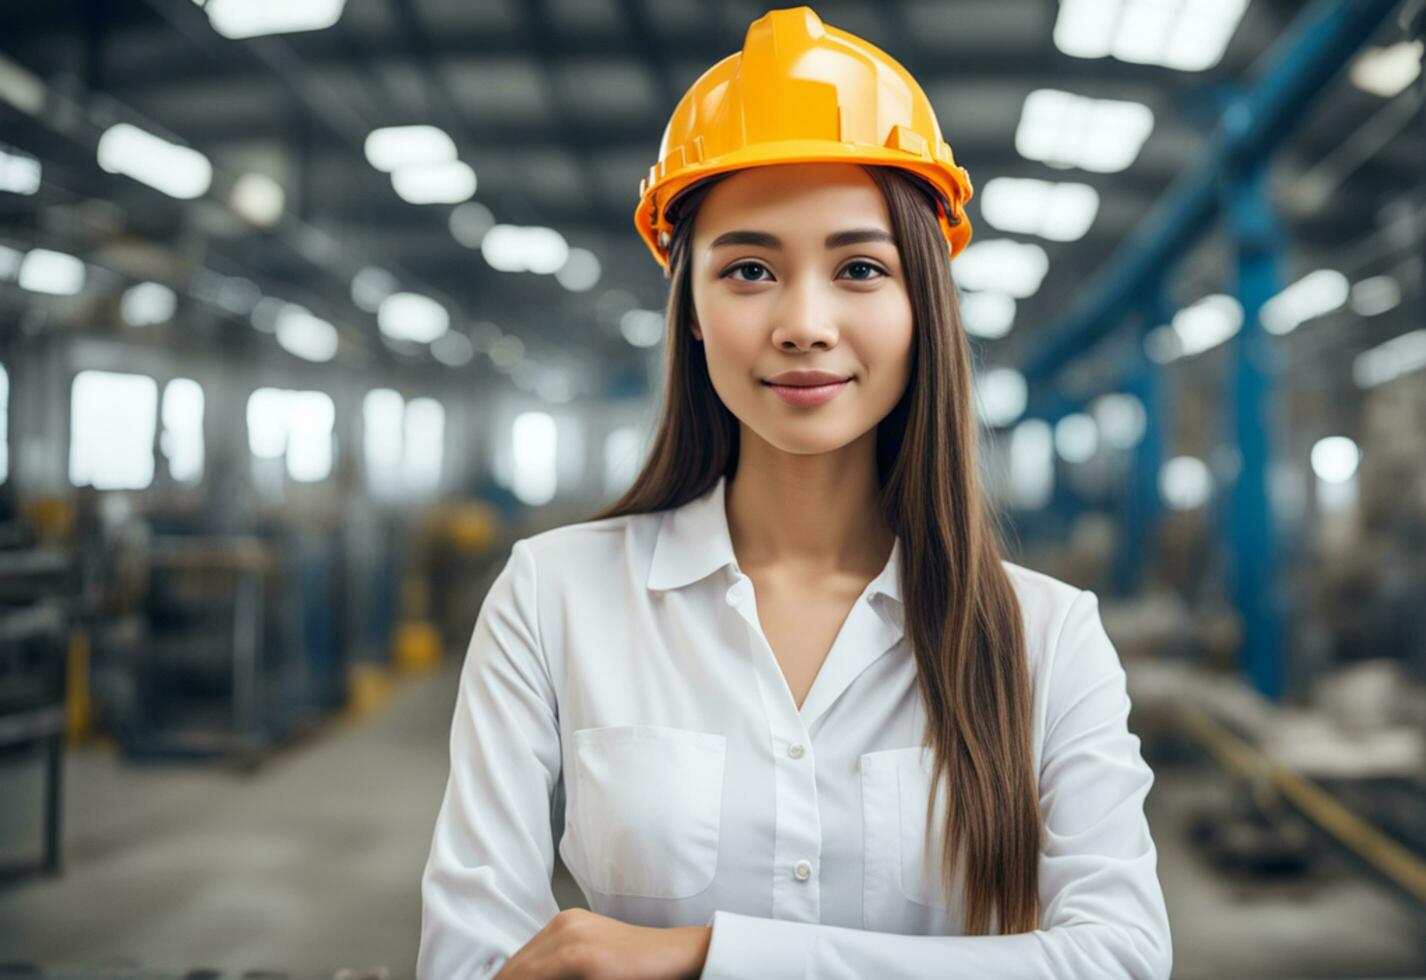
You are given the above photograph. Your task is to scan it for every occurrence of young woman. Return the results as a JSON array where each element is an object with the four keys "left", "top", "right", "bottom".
[{"left": 419, "top": 7, "right": 1172, "bottom": 979}]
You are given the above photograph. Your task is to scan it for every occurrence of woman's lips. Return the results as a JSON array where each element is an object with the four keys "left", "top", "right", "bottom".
[{"left": 764, "top": 379, "right": 851, "bottom": 407}]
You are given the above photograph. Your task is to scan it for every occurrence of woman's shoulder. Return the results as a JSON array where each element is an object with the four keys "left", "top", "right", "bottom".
[
  {"left": 999, "top": 559, "right": 1086, "bottom": 619},
  {"left": 517, "top": 508, "right": 663, "bottom": 584},
  {"left": 999, "top": 559, "right": 1084, "bottom": 606},
  {"left": 998, "top": 559, "right": 1096, "bottom": 679}
]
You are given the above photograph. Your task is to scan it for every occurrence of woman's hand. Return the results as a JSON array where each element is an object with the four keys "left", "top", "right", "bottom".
[{"left": 495, "top": 908, "right": 711, "bottom": 980}]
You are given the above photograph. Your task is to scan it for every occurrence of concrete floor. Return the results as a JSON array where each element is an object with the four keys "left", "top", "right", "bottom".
[{"left": 1, "top": 657, "right": 1423, "bottom": 978}]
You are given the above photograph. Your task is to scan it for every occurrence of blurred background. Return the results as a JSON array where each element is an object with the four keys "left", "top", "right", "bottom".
[{"left": 0, "top": 0, "right": 1424, "bottom": 977}]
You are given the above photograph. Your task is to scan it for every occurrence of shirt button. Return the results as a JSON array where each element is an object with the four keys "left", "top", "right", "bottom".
[
  {"left": 793, "top": 860, "right": 812, "bottom": 882},
  {"left": 788, "top": 743, "right": 805, "bottom": 759}
]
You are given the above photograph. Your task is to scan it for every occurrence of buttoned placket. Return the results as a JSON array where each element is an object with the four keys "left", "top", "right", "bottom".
[
  {"left": 729, "top": 581, "right": 903, "bottom": 915},
  {"left": 724, "top": 567, "right": 826, "bottom": 922}
]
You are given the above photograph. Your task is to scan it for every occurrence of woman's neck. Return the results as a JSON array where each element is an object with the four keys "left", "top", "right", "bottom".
[{"left": 724, "top": 434, "right": 893, "bottom": 580}]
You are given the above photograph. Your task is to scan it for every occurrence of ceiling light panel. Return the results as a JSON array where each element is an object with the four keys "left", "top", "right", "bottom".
[
  {"left": 1054, "top": 0, "right": 1249, "bottom": 72},
  {"left": 1015, "top": 88, "right": 1155, "bottom": 172}
]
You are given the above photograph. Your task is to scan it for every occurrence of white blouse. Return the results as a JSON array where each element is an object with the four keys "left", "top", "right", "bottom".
[{"left": 417, "top": 475, "right": 1173, "bottom": 979}]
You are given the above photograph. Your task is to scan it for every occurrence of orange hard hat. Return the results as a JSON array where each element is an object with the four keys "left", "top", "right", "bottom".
[{"left": 634, "top": 5, "right": 974, "bottom": 274}]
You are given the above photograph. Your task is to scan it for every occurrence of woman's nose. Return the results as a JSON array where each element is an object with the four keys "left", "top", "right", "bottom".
[{"left": 772, "top": 277, "right": 838, "bottom": 350}]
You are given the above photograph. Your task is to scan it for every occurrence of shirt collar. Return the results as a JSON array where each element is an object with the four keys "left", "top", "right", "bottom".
[{"left": 646, "top": 474, "right": 903, "bottom": 609}]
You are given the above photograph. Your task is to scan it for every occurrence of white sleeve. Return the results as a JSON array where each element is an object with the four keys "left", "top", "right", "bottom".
[
  {"left": 700, "top": 589, "right": 1173, "bottom": 980},
  {"left": 417, "top": 539, "right": 563, "bottom": 980}
]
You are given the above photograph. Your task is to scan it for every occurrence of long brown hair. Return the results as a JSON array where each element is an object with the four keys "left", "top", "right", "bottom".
[{"left": 588, "top": 164, "right": 1041, "bottom": 935}]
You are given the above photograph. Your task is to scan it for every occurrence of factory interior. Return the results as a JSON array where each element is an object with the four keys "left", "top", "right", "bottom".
[{"left": 1, "top": 0, "right": 1425, "bottom": 977}]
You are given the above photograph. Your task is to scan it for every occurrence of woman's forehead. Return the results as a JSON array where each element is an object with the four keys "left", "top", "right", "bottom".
[{"left": 695, "top": 164, "right": 891, "bottom": 240}]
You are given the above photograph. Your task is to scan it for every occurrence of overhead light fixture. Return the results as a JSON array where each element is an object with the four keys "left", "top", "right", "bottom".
[
  {"left": 1015, "top": 89, "right": 1154, "bottom": 173},
  {"left": 250, "top": 295, "right": 288, "bottom": 334},
  {"left": 1354, "top": 329, "right": 1426, "bottom": 388},
  {"left": 1054, "top": 413, "right": 1098, "bottom": 464},
  {"left": 191, "top": 267, "right": 258, "bottom": 315},
  {"left": 18, "top": 248, "right": 86, "bottom": 295},
  {"left": 351, "top": 266, "right": 397, "bottom": 313},
  {"left": 0, "top": 243, "right": 22, "bottom": 280},
  {"left": 230, "top": 172, "right": 285, "bottom": 226},
  {"left": 1160, "top": 456, "right": 1212, "bottom": 510},
  {"left": 364, "top": 125, "right": 457, "bottom": 172},
  {"left": 121, "top": 281, "right": 178, "bottom": 326},
  {"left": 481, "top": 224, "right": 570, "bottom": 275},
  {"left": 953, "top": 240, "right": 1049, "bottom": 299},
  {"left": 449, "top": 200, "right": 496, "bottom": 248},
  {"left": 489, "top": 334, "right": 525, "bottom": 371},
  {"left": 973, "top": 367, "right": 1028, "bottom": 428},
  {"left": 555, "top": 247, "right": 601, "bottom": 292},
  {"left": 1350, "top": 41, "right": 1423, "bottom": 98},
  {"left": 1349, "top": 275, "right": 1401, "bottom": 317},
  {"left": 0, "top": 54, "right": 44, "bottom": 116},
  {"left": 203, "top": 0, "right": 347, "bottom": 39},
  {"left": 0, "top": 145, "right": 41, "bottom": 195},
  {"left": 1054, "top": 0, "right": 1249, "bottom": 72},
  {"left": 1310, "top": 436, "right": 1360, "bottom": 484},
  {"left": 958, "top": 290, "right": 1015, "bottom": 339},
  {"left": 390, "top": 160, "right": 476, "bottom": 205},
  {"left": 1260, "top": 269, "right": 1348, "bottom": 335},
  {"left": 98, "top": 122, "right": 212, "bottom": 200},
  {"left": 619, "top": 309, "right": 663, "bottom": 348},
  {"left": 431, "top": 331, "right": 475, "bottom": 367},
  {"left": 274, "top": 304, "right": 339, "bottom": 362},
  {"left": 470, "top": 321, "right": 504, "bottom": 354},
  {"left": 1171, "top": 293, "right": 1242, "bottom": 357},
  {"left": 1091, "top": 393, "right": 1147, "bottom": 449},
  {"left": 981, "top": 177, "right": 1099, "bottom": 241},
  {"left": 378, "top": 292, "right": 449, "bottom": 343}
]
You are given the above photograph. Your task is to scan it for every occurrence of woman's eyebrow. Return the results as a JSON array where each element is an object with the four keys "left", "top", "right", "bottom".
[{"left": 708, "top": 229, "right": 895, "bottom": 250}]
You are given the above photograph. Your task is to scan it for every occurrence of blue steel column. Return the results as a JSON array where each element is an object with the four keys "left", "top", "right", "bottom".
[
  {"left": 1222, "top": 145, "right": 1284, "bottom": 701},
  {"left": 1112, "top": 284, "right": 1168, "bottom": 596}
]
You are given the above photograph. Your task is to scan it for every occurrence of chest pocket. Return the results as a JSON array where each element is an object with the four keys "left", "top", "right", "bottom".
[
  {"left": 569, "top": 724, "right": 726, "bottom": 900},
  {"left": 860, "top": 745, "right": 965, "bottom": 935}
]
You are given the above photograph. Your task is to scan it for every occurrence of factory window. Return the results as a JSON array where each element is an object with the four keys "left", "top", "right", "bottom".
[
  {"left": 69, "top": 369, "right": 159, "bottom": 490},
  {"left": 246, "top": 387, "right": 335, "bottom": 484},
  {"left": 603, "top": 425, "right": 643, "bottom": 497},
  {"left": 404, "top": 397, "right": 445, "bottom": 496},
  {"left": 361, "top": 389, "right": 445, "bottom": 499},
  {"left": 1009, "top": 418, "right": 1054, "bottom": 510},
  {"left": 512, "top": 411, "right": 557, "bottom": 506},
  {"left": 363, "top": 388, "right": 404, "bottom": 498},
  {"left": 160, "top": 377, "right": 204, "bottom": 484},
  {"left": 0, "top": 363, "right": 7, "bottom": 484}
]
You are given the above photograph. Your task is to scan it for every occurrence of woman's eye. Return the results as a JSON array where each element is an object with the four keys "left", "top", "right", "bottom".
[
  {"left": 841, "top": 260, "right": 886, "bottom": 281},
  {"left": 724, "top": 261, "right": 772, "bottom": 282}
]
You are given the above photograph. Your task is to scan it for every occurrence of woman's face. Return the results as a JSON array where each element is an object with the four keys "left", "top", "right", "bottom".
[{"left": 689, "top": 163, "right": 915, "bottom": 457}]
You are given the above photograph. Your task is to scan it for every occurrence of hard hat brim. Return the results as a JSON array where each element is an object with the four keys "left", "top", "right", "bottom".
[{"left": 634, "top": 139, "right": 974, "bottom": 273}]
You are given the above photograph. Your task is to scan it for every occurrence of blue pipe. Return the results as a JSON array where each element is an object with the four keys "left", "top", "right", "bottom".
[
  {"left": 1225, "top": 161, "right": 1286, "bottom": 700},
  {"left": 1020, "top": 0, "right": 1404, "bottom": 381}
]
